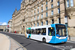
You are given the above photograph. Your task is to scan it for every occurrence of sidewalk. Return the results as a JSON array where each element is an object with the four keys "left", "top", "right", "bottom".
[
  {"left": 0, "top": 33, "right": 27, "bottom": 50},
  {"left": 68, "top": 37, "right": 75, "bottom": 41},
  {"left": 0, "top": 33, "right": 10, "bottom": 50}
]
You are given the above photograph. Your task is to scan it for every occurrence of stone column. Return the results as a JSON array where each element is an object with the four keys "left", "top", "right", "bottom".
[
  {"left": 73, "top": 0, "right": 75, "bottom": 7},
  {"left": 39, "top": 14, "right": 41, "bottom": 19},
  {"left": 35, "top": 21, "right": 37, "bottom": 27},
  {"left": 43, "top": 1, "right": 46, "bottom": 11},
  {"left": 69, "top": 0, "right": 71, "bottom": 7},
  {"left": 43, "top": 19, "right": 46, "bottom": 25},
  {"left": 48, "top": 18, "right": 50, "bottom": 25},
  {"left": 38, "top": 20, "right": 41, "bottom": 26},
  {"left": 39, "top": 4, "right": 41, "bottom": 13},
  {"left": 54, "top": 17, "right": 57, "bottom": 24}
]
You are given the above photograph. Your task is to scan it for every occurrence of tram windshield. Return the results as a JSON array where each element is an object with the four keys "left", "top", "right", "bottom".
[{"left": 56, "top": 24, "right": 67, "bottom": 37}]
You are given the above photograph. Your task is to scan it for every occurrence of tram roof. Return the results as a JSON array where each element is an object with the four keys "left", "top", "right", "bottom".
[{"left": 26, "top": 24, "right": 66, "bottom": 30}]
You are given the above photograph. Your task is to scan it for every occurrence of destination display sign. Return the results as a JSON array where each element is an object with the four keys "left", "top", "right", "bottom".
[{"left": 56, "top": 25, "right": 65, "bottom": 28}]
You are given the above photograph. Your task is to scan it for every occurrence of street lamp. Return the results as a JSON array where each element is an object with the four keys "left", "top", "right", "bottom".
[
  {"left": 59, "top": 0, "right": 61, "bottom": 24},
  {"left": 64, "top": 0, "right": 70, "bottom": 40},
  {"left": 64, "top": 0, "right": 68, "bottom": 27}
]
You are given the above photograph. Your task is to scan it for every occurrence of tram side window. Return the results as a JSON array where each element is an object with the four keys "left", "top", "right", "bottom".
[
  {"left": 31, "top": 29, "right": 34, "bottom": 34},
  {"left": 33, "top": 29, "right": 36, "bottom": 34},
  {"left": 41, "top": 28, "right": 46, "bottom": 35},
  {"left": 36, "top": 29, "right": 41, "bottom": 35},
  {"left": 26, "top": 30, "right": 28, "bottom": 33},
  {"left": 48, "top": 27, "right": 55, "bottom": 36},
  {"left": 26, "top": 30, "right": 31, "bottom": 34}
]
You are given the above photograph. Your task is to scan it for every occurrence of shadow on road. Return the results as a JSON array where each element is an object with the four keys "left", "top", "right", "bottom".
[{"left": 16, "top": 43, "right": 31, "bottom": 50}]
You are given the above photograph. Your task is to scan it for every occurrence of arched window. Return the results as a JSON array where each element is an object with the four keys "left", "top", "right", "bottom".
[
  {"left": 70, "top": 0, "right": 74, "bottom": 7},
  {"left": 51, "top": 19, "right": 54, "bottom": 24},
  {"left": 67, "top": 0, "right": 70, "bottom": 7},
  {"left": 34, "top": 23, "right": 35, "bottom": 27},
  {"left": 46, "top": 20, "right": 48, "bottom": 25},
  {"left": 41, "top": 22, "right": 43, "bottom": 26},
  {"left": 37, "top": 22, "right": 39, "bottom": 26}
]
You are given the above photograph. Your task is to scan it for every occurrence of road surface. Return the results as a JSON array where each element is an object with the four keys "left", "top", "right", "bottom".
[{"left": 1, "top": 32, "right": 75, "bottom": 50}]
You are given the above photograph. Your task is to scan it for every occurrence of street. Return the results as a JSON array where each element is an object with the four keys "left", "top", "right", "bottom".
[{"left": 1, "top": 32, "right": 75, "bottom": 50}]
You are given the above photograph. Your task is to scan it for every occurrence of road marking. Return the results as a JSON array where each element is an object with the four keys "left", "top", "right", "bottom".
[
  {"left": 42, "top": 43, "right": 63, "bottom": 50},
  {"left": 67, "top": 41, "right": 75, "bottom": 43},
  {"left": 29, "top": 40, "right": 37, "bottom": 42},
  {"left": 21, "top": 37, "right": 26, "bottom": 39},
  {"left": 70, "top": 48, "right": 75, "bottom": 50},
  {"left": 43, "top": 43, "right": 74, "bottom": 50}
]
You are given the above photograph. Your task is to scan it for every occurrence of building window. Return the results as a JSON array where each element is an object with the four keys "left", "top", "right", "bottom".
[
  {"left": 46, "top": 12, "right": 48, "bottom": 17},
  {"left": 41, "top": 4, "right": 43, "bottom": 7},
  {"left": 46, "top": 1, "right": 48, "bottom": 5},
  {"left": 41, "top": 22, "right": 43, "bottom": 26},
  {"left": 46, "top": 6, "right": 48, "bottom": 10},
  {"left": 70, "top": 0, "right": 73, "bottom": 7},
  {"left": 58, "top": 8, "right": 60, "bottom": 14},
  {"left": 34, "top": 10, "right": 36, "bottom": 15},
  {"left": 37, "top": 22, "right": 39, "bottom": 26},
  {"left": 51, "top": 4, "right": 53, "bottom": 8},
  {"left": 58, "top": 18, "right": 60, "bottom": 23},
  {"left": 51, "top": 0, "right": 53, "bottom": 2},
  {"left": 38, "top": 6, "right": 39, "bottom": 9},
  {"left": 46, "top": 20, "right": 48, "bottom": 25},
  {"left": 34, "top": 8, "right": 36, "bottom": 15},
  {"left": 34, "top": 17, "right": 35, "bottom": 20},
  {"left": 51, "top": 19, "right": 54, "bottom": 24},
  {"left": 34, "top": 8, "right": 36, "bottom": 11},
  {"left": 34, "top": 23, "right": 35, "bottom": 27},
  {"left": 57, "top": 1, "right": 60, "bottom": 6},
  {"left": 31, "top": 24, "right": 32, "bottom": 27},
  {"left": 37, "top": 16, "right": 39, "bottom": 19},
  {"left": 67, "top": 0, "right": 70, "bottom": 7},
  {"left": 34, "top": 13, "right": 36, "bottom": 15},
  {"left": 51, "top": 10, "right": 53, "bottom": 15},
  {"left": 41, "top": 14, "right": 43, "bottom": 18},
  {"left": 41, "top": 8, "right": 43, "bottom": 12},
  {"left": 38, "top": 10, "right": 39, "bottom": 14}
]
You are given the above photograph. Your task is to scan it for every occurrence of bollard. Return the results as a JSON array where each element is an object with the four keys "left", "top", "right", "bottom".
[{"left": 69, "top": 35, "right": 70, "bottom": 41}]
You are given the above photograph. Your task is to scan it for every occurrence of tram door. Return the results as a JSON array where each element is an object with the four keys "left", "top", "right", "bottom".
[{"left": 47, "top": 27, "right": 55, "bottom": 41}]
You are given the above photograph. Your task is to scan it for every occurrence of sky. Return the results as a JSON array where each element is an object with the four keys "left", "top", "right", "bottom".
[
  {"left": 0, "top": 0, "right": 73, "bottom": 25},
  {"left": 0, "top": 0, "right": 22, "bottom": 25}
]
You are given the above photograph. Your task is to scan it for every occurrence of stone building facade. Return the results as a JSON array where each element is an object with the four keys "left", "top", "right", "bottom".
[
  {"left": 8, "top": 19, "right": 12, "bottom": 32},
  {"left": 12, "top": 0, "right": 75, "bottom": 36},
  {"left": 0, "top": 25, "right": 7, "bottom": 32}
]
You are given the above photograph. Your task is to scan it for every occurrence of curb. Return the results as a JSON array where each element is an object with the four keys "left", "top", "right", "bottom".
[
  {"left": 2, "top": 33, "right": 27, "bottom": 50},
  {"left": 67, "top": 41, "right": 75, "bottom": 43},
  {"left": 10, "top": 37, "right": 27, "bottom": 50},
  {"left": 5, "top": 32, "right": 25, "bottom": 36},
  {"left": 6, "top": 35, "right": 11, "bottom": 50}
]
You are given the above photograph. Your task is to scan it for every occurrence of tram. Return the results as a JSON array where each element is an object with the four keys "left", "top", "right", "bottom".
[{"left": 25, "top": 24, "right": 68, "bottom": 44}]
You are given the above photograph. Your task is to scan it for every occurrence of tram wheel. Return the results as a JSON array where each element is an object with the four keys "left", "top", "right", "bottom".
[
  {"left": 29, "top": 36, "right": 30, "bottom": 39},
  {"left": 43, "top": 38, "right": 46, "bottom": 43}
]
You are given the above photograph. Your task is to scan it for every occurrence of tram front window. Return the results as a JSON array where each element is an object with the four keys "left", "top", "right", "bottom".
[{"left": 56, "top": 25, "right": 67, "bottom": 37}]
